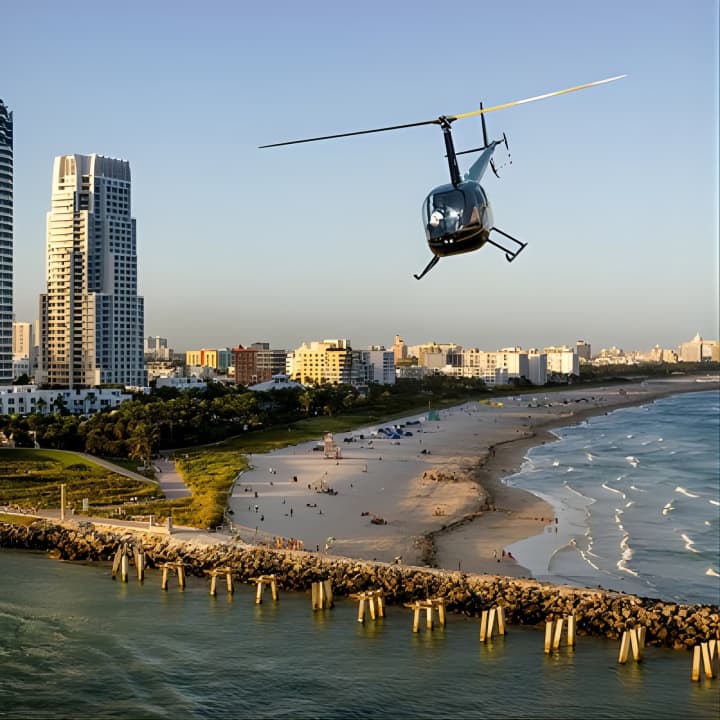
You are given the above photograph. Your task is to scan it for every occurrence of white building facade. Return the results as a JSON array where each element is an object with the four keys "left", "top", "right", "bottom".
[
  {"left": 544, "top": 346, "right": 580, "bottom": 377},
  {"left": 38, "top": 155, "right": 145, "bottom": 388},
  {"left": 0, "top": 384, "right": 130, "bottom": 416}
]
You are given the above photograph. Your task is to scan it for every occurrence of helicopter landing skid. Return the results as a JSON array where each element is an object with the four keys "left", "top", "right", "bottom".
[
  {"left": 413, "top": 255, "right": 440, "bottom": 280},
  {"left": 487, "top": 227, "right": 527, "bottom": 262}
]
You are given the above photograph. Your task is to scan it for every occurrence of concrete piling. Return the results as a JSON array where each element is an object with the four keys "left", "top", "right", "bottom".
[
  {"left": 250, "top": 574, "right": 278, "bottom": 604},
  {"left": 159, "top": 561, "right": 186, "bottom": 591},
  {"left": 404, "top": 598, "right": 446, "bottom": 633},
  {"left": 691, "top": 639, "right": 719, "bottom": 681},
  {"left": 480, "top": 606, "right": 506, "bottom": 642},
  {"left": 544, "top": 615, "right": 576, "bottom": 653},
  {"left": 311, "top": 580, "right": 333, "bottom": 610},
  {"left": 134, "top": 549, "right": 145, "bottom": 582},
  {"left": 112, "top": 543, "right": 142, "bottom": 583},
  {"left": 350, "top": 590, "right": 385, "bottom": 623},
  {"left": 207, "top": 567, "right": 235, "bottom": 597},
  {"left": 618, "top": 626, "right": 646, "bottom": 664}
]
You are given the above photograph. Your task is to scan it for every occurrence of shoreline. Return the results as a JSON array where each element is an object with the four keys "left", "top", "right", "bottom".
[
  {"left": 435, "top": 380, "right": 719, "bottom": 576},
  {"left": 226, "top": 379, "right": 718, "bottom": 578}
]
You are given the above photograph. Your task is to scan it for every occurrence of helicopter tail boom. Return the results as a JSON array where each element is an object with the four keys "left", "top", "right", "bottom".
[{"left": 463, "top": 141, "right": 502, "bottom": 183}]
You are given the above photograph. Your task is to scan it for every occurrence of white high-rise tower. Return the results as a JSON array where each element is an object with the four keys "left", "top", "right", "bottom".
[
  {"left": 0, "top": 99, "right": 13, "bottom": 384},
  {"left": 38, "top": 154, "right": 145, "bottom": 388}
]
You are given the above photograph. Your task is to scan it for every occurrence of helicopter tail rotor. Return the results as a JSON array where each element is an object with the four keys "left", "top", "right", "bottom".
[{"left": 490, "top": 132, "right": 512, "bottom": 178}]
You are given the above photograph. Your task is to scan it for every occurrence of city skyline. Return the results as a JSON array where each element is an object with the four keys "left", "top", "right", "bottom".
[{"left": 3, "top": 1, "right": 719, "bottom": 354}]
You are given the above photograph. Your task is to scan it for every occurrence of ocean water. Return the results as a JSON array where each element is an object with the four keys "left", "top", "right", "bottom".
[
  {"left": 0, "top": 549, "right": 718, "bottom": 719},
  {"left": 508, "top": 389, "right": 720, "bottom": 605}
]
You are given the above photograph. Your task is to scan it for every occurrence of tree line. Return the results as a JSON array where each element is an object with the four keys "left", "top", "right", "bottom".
[
  {"left": 3, "top": 362, "right": 715, "bottom": 462},
  {"left": 0, "top": 376, "right": 489, "bottom": 462}
]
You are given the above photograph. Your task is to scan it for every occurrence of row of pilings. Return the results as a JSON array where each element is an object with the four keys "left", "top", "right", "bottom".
[{"left": 1, "top": 519, "right": 718, "bottom": 650}]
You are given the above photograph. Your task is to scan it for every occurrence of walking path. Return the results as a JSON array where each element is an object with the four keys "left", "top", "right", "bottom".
[{"left": 73, "top": 452, "right": 191, "bottom": 499}]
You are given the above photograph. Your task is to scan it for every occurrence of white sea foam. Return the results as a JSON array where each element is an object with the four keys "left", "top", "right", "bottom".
[
  {"left": 706, "top": 568, "right": 720, "bottom": 577},
  {"left": 617, "top": 534, "right": 638, "bottom": 576},
  {"left": 625, "top": 456, "right": 640, "bottom": 467},
  {"left": 662, "top": 502, "right": 674, "bottom": 516},
  {"left": 552, "top": 460, "right": 560, "bottom": 467},
  {"left": 602, "top": 481, "right": 625, "bottom": 498},
  {"left": 708, "top": 499, "right": 720, "bottom": 507},
  {"left": 681, "top": 533, "right": 700, "bottom": 553},
  {"left": 629, "top": 485, "right": 646, "bottom": 493},
  {"left": 585, "top": 453, "right": 595, "bottom": 462},
  {"left": 675, "top": 486, "right": 700, "bottom": 499}
]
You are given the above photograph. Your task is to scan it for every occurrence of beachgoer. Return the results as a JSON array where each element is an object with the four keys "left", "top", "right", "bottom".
[{"left": 290, "top": 507, "right": 293, "bottom": 517}]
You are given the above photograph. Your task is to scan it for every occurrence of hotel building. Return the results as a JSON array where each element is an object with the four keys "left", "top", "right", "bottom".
[
  {"left": 286, "top": 339, "right": 353, "bottom": 385},
  {"left": 37, "top": 154, "right": 145, "bottom": 387}
]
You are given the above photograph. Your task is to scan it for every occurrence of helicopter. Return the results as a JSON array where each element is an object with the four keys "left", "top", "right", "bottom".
[{"left": 259, "top": 75, "right": 625, "bottom": 280}]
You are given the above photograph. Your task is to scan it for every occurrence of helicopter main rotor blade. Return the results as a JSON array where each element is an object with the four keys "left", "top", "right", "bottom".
[
  {"left": 258, "top": 119, "right": 439, "bottom": 148},
  {"left": 448, "top": 74, "right": 626, "bottom": 121},
  {"left": 258, "top": 74, "right": 625, "bottom": 149}
]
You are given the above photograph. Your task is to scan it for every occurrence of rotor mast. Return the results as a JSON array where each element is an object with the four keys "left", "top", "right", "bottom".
[{"left": 439, "top": 117, "right": 461, "bottom": 187}]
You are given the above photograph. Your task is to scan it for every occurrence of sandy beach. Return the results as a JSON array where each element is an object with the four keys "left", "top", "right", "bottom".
[{"left": 227, "top": 378, "right": 717, "bottom": 578}]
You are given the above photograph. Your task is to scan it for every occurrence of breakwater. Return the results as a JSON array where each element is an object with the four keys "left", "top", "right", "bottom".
[{"left": 1, "top": 519, "right": 717, "bottom": 650}]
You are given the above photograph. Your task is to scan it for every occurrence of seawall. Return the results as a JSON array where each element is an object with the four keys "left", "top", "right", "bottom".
[{"left": 1, "top": 519, "right": 717, "bottom": 650}]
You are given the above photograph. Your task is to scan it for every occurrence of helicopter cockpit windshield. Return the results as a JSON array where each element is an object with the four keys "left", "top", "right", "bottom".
[{"left": 423, "top": 189, "right": 465, "bottom": 240}]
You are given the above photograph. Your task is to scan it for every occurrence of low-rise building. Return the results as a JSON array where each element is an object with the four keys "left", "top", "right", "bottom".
[{"left": 0, "top": 385, "right": 131, "bottom": 416}]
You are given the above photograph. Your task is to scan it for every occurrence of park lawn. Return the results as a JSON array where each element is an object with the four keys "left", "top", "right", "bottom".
[
  {"left": 0, "top": 448, "right": 158, "bottom": 510},
  {"left": 0, "top": 512, "right": 36, "bottom": 526}
]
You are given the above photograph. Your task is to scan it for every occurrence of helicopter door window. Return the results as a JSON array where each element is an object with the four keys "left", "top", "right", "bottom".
[{"left": 426, "top": 191, "right": 464, "bottom": 238}]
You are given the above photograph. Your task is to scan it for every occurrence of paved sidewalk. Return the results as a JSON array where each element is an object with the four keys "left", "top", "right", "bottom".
[{"left": 154, "top": 457, "right": 192, "bottom": 499}]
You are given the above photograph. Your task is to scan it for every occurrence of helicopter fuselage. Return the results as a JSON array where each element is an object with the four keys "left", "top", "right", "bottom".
[{"left": 423, "top": 180, "right": 493, "bottom": 258}]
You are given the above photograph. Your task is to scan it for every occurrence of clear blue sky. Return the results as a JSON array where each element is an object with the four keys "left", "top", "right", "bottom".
[{"left": 4, "top": 0, "right": 719, "bottom": 353}]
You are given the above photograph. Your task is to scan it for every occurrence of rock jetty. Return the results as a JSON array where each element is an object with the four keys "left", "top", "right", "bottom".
[{"left": 1, "top": 519, "right": 717, "bottom": 650}]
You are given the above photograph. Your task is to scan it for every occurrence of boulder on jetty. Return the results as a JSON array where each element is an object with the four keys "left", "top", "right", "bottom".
[{"left": 1, "top": 519, "right": 717, "bottom": 651}]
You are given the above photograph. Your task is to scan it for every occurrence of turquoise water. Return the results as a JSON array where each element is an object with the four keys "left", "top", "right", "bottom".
[
  {"left": 0, "top": 549, "right": 718, "bottom": 719},
  {"left": 508, "top": 390, "right": 720, "bottom": 605}
]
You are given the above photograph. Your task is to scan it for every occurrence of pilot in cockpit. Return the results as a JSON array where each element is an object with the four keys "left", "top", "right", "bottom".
[{"left": 428, "top": 195, "right": 459, "bottom": 234}]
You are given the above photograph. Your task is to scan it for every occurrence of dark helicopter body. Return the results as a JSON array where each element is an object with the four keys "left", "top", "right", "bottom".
[
  {"left": 424, "top": 180, "right": 493, "bottom": 257},
  {"left": 259, "top": 75, "right": 624, "bottom": 279}
]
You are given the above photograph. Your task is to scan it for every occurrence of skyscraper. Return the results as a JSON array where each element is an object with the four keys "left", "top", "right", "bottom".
[
  {"left": 38, "top": 154, "right": 145, "bottom": 388},
  {"left": 0, "top": 100, "right": 13, "bottom": 384}
]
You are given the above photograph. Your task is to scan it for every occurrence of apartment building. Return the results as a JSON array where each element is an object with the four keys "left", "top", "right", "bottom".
[{"left": 37, "top": 154, "right": 145, "bottom": 387}]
